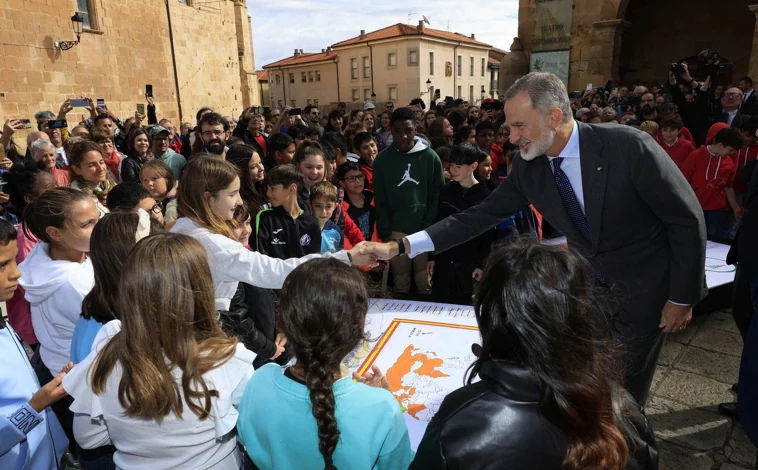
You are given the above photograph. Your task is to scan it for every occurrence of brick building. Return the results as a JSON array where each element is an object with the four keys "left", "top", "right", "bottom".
[
  {"left": 0, "top": 0, "right": 260, "bottom": 125},
  {"left": 500, "top": 0, "right": 758, "bottom": 93}
]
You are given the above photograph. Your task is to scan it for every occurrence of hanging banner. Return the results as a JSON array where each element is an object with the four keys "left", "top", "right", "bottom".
[
  {"left": 530, "top": 0, "right": 574, "bottom": 52},
  {"left": 530, "top": 50, "right": 570, "bottom": 86}
]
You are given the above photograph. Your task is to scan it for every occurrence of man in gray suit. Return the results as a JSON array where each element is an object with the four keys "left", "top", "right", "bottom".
[{"left": 364, "top": 72, "right": 707, "bottom": 404}]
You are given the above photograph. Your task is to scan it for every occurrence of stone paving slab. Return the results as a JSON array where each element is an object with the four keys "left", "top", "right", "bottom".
[
  {"left": 690, "top": 327, "right": 744, "bottom": 357},
  {"left": 659, "top": 340, "right": 684, "bottom": 367},
  {"left": 673, "top": 346, "right": 741, "bottom": 385},
  {"left": 658, "top": 440, "right": 715, "bottom": 470},
  {"left": 655, "top": 369, "right": 737, "bottom": 408},
  {"left": 646, "top": 396, "right": 731, "bottom": 451}
]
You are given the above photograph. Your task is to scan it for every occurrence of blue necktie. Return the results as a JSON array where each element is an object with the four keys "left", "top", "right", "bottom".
[{"left": 551, "top": 157, "right": 591, "bottom": 243}]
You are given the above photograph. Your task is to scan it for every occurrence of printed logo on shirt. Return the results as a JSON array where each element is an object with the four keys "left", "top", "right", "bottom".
[
  {"left": 300, "top": 234, "right": 311, "bottom": 246},
  {"left": 273, "top": 229, "right": 283, "bottom": 234},
  {"left": 272, "top": 237, "right": 286, "bottom": 245},
  {"left": 397, "top": 163, "right": 420, "bottom": 187},
  {"left": 9, "top": 407, "right": 41, "bottom": 434}
]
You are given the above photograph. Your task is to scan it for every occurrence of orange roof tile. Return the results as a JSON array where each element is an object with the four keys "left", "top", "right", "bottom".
[
  {"left": 263, "top": 51, "right": 337, "bottom": 69},
  {"left": 331, "top": 23, "right": 491, "bottom": 48},
  {"left": 256, "top": 70, "right": 269, "bottom": 81}
]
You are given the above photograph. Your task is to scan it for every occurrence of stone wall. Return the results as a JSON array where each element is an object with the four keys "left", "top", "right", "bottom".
[{"left": 0, "top": 0, "right": 259, "bottom": 125}]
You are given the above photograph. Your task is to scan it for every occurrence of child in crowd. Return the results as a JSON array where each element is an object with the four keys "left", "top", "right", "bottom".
[
  {"left": 106, "top": 182, "right": 165, "bottom": 225},
  {"left": 338, "top": 162, "right": 376, "bottom": 242},
  {"left": 262, "top": 133, "right": 296, "bottom": 172},
  {"left": 64, "top": 233, "right": 257, "bottom": 469},
  {"left": 474, "top": 120, "right": 497, "bottom": 155},
  {"left": 68, "top": 140, "right": 115, "bottom": 218},
  {"left": 293, "top": 142, "right": 329, "bottom": 203},
  {"left": 19, "top": 187, "right": 99, "bottom": 456},
  {"left": 170, "top": 156, "right": 366, "bottom": 312},
  {"left": 436, "top": 146, "right": 454, "bottom": 183},
  {"left": 656, "top": 114, "right": 695, "bottom": 168},
  {"left": 681, "top": 125, "right": 744, "bottom": 240},
  {"left": 374, "top": 107, "right": 444, "bottom": 294},
  {"left": 3, "top": 163, "right": 57, "bottom": 347},
  {"left": 0, "top": 219, "right": 70, "bottom": 470},
  {"left": 257, "top": 164, "right": 321, "bottom": 258},
  {"left": 427, "top": 143, "right": 495, "bottom": 305},
  {"left": 321, "top": 132, "right": 349, "bottom": 169},
  {"left": 354, "top": 131, "right": 378, "bottom": 190},
  {"left": 236, "top": 258, "right": 413, "bottom": 469},
  {"left": 140, "top": 159, "right": 179, "bottom": 228},
  {"left": 475, "top": 150, "right": 494, "bottom": 188},
  {"left": 640, "top": 120, "right": 659, "bottom": 139},
  {"left": 70, "top": 210, "right": 158, "bottom": 364},
  {"left": 310, "top": 181, "right": 343, "bottom": 253}
]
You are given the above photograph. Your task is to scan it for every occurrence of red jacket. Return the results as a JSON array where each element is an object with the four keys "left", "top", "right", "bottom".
[
  {"left": 490, "top": 144, "right": 505, "bottom": 171},
  {"left": 732, "top": 142, "right": 758, "bottom": 194},
  {"left": 681, "top": 146, "right": 737, "bottom": 211},
  {"left": 656, "top": 135, "right": 695, "bottom": 169},
  {"left": 359, "top": 161, "right": 374, "bottom": 191}
]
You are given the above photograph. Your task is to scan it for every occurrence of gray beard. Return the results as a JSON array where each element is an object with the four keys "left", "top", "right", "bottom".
[{"left": 520, "top": 129, "right": 555, "bottom": 161}]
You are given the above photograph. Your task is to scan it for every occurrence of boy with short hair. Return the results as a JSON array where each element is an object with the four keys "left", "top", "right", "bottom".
[
  {"left": 106, "top": 182, "right": 165, "bottom": 226},
  {"left": 353, "top": 131, "right": 378, "bottom": 190},
  {"left": 309, "top": 181, "right": 343, "bottom": 253},
  {"left": 657, "top": 114, "right": 695, "bottom": 168},
  {"left": 681, "top": 125, "right": 745, "bottom": 240},
  {"left": 263, "top": 133, "right": 296, "bottom": 172},
  {"left": 256, "top": 164, "right": 321, "bottom": 258},
  {"left": 338, "top": 161, "right": 376, "bottom": 241},
  {"left": 427, "top": 142, "right": 494, "bottom": 304}
]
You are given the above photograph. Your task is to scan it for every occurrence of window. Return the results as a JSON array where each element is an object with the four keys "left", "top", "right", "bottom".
[
  {"left": 481, "top": 57, "right": 486, "bottom": 77},
  {"left": 469, "top": 85, "right": 474, "bottom": 102},
  {"left": 289, "top": 73, "right": 295, "bottom": 84},
  {"left": 301, "top": 72, "right": 307, "bottom": 83},
  {"left": 351, "top": 58, "right": 358, "bottom": 79},
  {"left": 315, "top": 70, "right": 321, "bottom": 82},
  {"left": 278, "top": 100, "right": 283, "bottom": 107},
  {"left": 77, "top": 0, "right": 94, "bottom": 29},
  {"left": 470, "top": 57, "right": 474, "bottom": 77},
  {"left": 457, "top": 85, "right": 462, "bottom": 99},
  {"left": 291, "top": 100, "right": 297, "bottom": 107},
  {"left": 275, "top": 74, "right": 281, "bottom": 85},
  {"left": 314, "top": 99, "right": 319, "bottom": 106},
  {"left": 388, "top": 52, "right": 397, "bottom": 67},
  {"left": 388, "top": 86, "right": 398, "bottom": 101},
  {"left": 352, "top": 89, "right": 359, "bottom": 102},
  {"left": 457, "top": 55, "right": 462, "bottom": 76},
  {"left": 364, "top": 89, "right": 373, "bottom": 101},
  {"left": 363, "top": 56, "right": 370, "bottom": 79},
  {"left": 308, "top": 72, "right": 314, "bottom": 82},
  {"left": 408, "top": 49, "right": 418, "bottom": 66},
  {"left": 429, "top": 52, "right": 434, "bottom": 76}
]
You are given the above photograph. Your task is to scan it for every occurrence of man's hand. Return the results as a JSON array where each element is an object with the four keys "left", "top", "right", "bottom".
[
  {"left": 679, "top": 63, "right": 693, "bottom": 83},
  {"left": 359, "top": 241, "right": 400, "bottom": 260},
  {"left": 134, "top": 111, "right": 144, "bottom": 126},
  {"left": 348, "top": 242, "right": 379, "bottom": 267},
  {"left": 734, "top": 208, "right": 743, "bottom": 223},
  {"left": 472, "top": 268, "right": 483, "bottom": 282},
  {"left": 659, "top": 301, "right": 692, "bottom": 333},
  {"left": 57, "top": 99, "right": 73, "bottom": 119},
  {"left": 271, "top": 334, "right": 287, "bottom": 360},
  {"left": 668, "top": 71, "right": 677, "bottom": 87},
  {"left": 352, "top": 365, "right": 391, "bottom": 391},
  {"left": 28, "top": 368, "right": 70, "bottom": 412},
  {"left": 426, "top": 261, "right": 435, "bottom": 279},
  {"left": 146, "top": 94, "right": 155, "bottom": 107}
]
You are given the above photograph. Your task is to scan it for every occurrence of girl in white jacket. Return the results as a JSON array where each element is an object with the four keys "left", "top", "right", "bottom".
[{"left": 170, "top": 156, "right": 376, "bottom": 311}]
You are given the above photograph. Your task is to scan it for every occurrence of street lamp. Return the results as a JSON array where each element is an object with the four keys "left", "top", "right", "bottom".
[
  {"left": 55, "top": 13, "right": 84, "bottom": 51},
  {"left": 371, "top": 91, "right": 376, "bottom": 101},
  {"left": 480, "top": 85, "right": 486, "bottom": 100},
  {"left": 426, "top": 78, "right": 433, "bottom": 101}
]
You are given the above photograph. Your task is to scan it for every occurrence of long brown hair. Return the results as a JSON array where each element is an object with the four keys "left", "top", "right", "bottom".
[
  {"left": 23, "top": 187, "right": 91, "bottom": 244},
  {"left": 67, "top": 139, "right": 117, "bottom": 191},
  {"left": 176, "top": 155, "right": 238, "bottom": 239},
  {"left": 278, "top": 258, "right": 369, "bottom": 469},
  {"left": 91, "top": 233, "right": 238, "bottom": 421},
  {"left": 471, "top": 239, "right": 629, "bottom": 470}
]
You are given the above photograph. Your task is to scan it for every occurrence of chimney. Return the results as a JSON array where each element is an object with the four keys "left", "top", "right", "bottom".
[
  {"left": 299, "top": 49, "right": 304, "bottom": 54},
  {"left": 360, "top": 29, "right": 366, "bottom": 37},
  {"left": 470, "top": 33, "right": 476, "bottom": 40},
  {"left": 417, "top": 20, "right": 424, "bottom": 32},
  {"left": 294, "top": 49, "right": 301, "bottom": 58},
  {"left": 321, "top": 48, "right": 325, "bottom": 53},
  {"left": 326, "top": 46, "right": 332, "bottom": 52}
]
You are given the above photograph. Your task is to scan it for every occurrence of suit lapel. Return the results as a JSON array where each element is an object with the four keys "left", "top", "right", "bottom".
[{"left": 577, "top": 122, "right": 607, "bottom": 253}]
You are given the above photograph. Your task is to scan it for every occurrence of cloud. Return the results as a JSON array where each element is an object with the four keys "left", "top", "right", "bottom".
[{"left": 248, "top": 0, "right": 519, "bottom": 69}]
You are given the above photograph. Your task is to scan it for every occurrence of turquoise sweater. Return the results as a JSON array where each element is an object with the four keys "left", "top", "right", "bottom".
[
  {"left": 373, "top": 138, "right": 444, "bottom": 240},
  {"left": 237, "top": 364, "right": 414, "bottom": 470}
]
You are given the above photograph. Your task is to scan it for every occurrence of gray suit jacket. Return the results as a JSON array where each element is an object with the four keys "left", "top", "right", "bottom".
[{"left": 426, "top": 122, "right": 707, "bottom": 330}]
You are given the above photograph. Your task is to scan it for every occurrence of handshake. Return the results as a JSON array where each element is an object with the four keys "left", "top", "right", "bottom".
[{"left": 345, "top": 240, "right": 405, "bottom": 267}]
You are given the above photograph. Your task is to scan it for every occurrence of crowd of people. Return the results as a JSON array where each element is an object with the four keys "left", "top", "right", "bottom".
[{"left": 0, "top": 61, "right": 757, "bottom": 469}]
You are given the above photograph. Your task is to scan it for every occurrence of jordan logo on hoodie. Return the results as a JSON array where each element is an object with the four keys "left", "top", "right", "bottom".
[{"left": 397, "top": 163, "right": 420, "bottom": 187}]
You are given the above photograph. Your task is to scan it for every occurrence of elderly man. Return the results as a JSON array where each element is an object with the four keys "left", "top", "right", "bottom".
[{"left": 364, "top": 72, "right": 707, "bottom": 405}]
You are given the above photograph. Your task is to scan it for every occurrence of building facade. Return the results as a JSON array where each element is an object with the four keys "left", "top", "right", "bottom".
[
  {"left": 256, "top": 70, "right": 270, "bottom": 107},
  {"left": 264, "top": 22, "right": 492, "bottom": 109},
  {"left": 0, "top": 0, "right": 260, "bottom": 124},
  {"left": 500, "top": 0, "right": 758, "bottom": 93}
]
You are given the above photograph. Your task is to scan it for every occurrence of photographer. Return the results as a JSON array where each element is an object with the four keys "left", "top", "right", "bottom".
[{"left": 669, "top": 64, "right": 711, "bottom": 146}]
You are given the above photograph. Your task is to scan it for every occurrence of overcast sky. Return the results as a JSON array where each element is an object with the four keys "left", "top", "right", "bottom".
[{"left": 248, "top": 0, "right": 519, "bottom": 70}]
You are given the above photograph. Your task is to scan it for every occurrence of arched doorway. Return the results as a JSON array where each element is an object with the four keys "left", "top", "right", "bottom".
[{"left": 617, "top": 0, "right": 755, "bottom": 85}]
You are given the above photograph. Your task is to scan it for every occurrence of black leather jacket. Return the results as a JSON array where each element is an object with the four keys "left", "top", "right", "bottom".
[
  {"left": 220, "top": 283, "right": 279, "bottom": 369},
  {"left": 410, "top": 359, "right": 658, "bottom": 470}
]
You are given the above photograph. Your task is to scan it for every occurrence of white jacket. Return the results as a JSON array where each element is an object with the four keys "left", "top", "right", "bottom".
[
  {"left": 170, "top": 218, "right": 350, "bottom": 311},
  {"left": 19, "top": 242, "right": 94, "bottom": 374}
]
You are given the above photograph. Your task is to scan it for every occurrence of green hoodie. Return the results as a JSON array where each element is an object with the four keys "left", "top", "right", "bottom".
[{"left": 373, "top": 137, "right": 444, "bottom": 240}]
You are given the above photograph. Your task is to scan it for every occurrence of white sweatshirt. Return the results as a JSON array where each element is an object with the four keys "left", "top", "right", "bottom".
[
  {"left": 19, "top": 242, "right": 94, "bottom": 374},
  {"left": 170, "top": 218, "right": 350, "bottom": 311}
]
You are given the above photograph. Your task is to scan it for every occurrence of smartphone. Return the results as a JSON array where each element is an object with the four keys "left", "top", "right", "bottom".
[
  {"left": 47, "top": 119, "right": 68, "bottom": 129},
  {"left": 137, "top": 103, "right": 145, "bottom": 115},
  {"left": 145, "top": 84, "right": 153, "bottom": 97},
  {"left": 18, "top": 119, "right": 32, "bottom": 129},
  {"left": 97, "top": 98, "right": 105, "bottom": 108},
  {"left": 586, "top": 83, "right": 593, "bottom": 91},
  {"left": 289, "top": 107, "right": 302, "bottom": 116},
  {"left": 70, "top": 98, "right": 88, "bottom": 107}
]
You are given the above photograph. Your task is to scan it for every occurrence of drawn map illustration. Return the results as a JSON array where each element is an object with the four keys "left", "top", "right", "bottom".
[{"left": 357, "top": 319, "right": 480, "bottom": 450}]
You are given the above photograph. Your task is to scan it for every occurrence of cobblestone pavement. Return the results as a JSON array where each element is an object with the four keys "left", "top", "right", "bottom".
[{"left": 651, "top": 310, "right": 756, "bottom": 470}]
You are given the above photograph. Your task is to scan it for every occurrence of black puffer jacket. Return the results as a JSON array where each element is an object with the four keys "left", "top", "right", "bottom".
[
  {"left": 220, "top": 282, "right": 280, "bottom": 369},
  {"left": 410, "top": 359, "right": 658, "bottom": 470}
]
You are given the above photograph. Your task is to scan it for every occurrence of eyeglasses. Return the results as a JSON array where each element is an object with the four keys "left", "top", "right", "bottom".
[
  {"left": 153, "top": 136, "right": 169, "bottom": 142},
  {"left": 724, "top": 92, "right": 743, "bottom": 98},
  {"left": 202, "top": 130, "right": 225, "bottom": 137},
  {"left": 344, "top": 174, "right": 365, "bottom": 183},
  {"left": 311, "top": 112, "right": 320, "bottom": 117},
  {"left": 149, "top": 204, "right": 162, "bottom": 214}
]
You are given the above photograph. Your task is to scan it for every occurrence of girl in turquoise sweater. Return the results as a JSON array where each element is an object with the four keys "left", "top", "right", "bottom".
[{"left": 236, "top": 258, "right": 413, "bottom": 469}]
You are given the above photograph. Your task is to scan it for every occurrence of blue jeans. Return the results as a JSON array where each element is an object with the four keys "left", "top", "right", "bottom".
[{"left": 704, "top": 210, "right": 737, "bottom": 242}]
